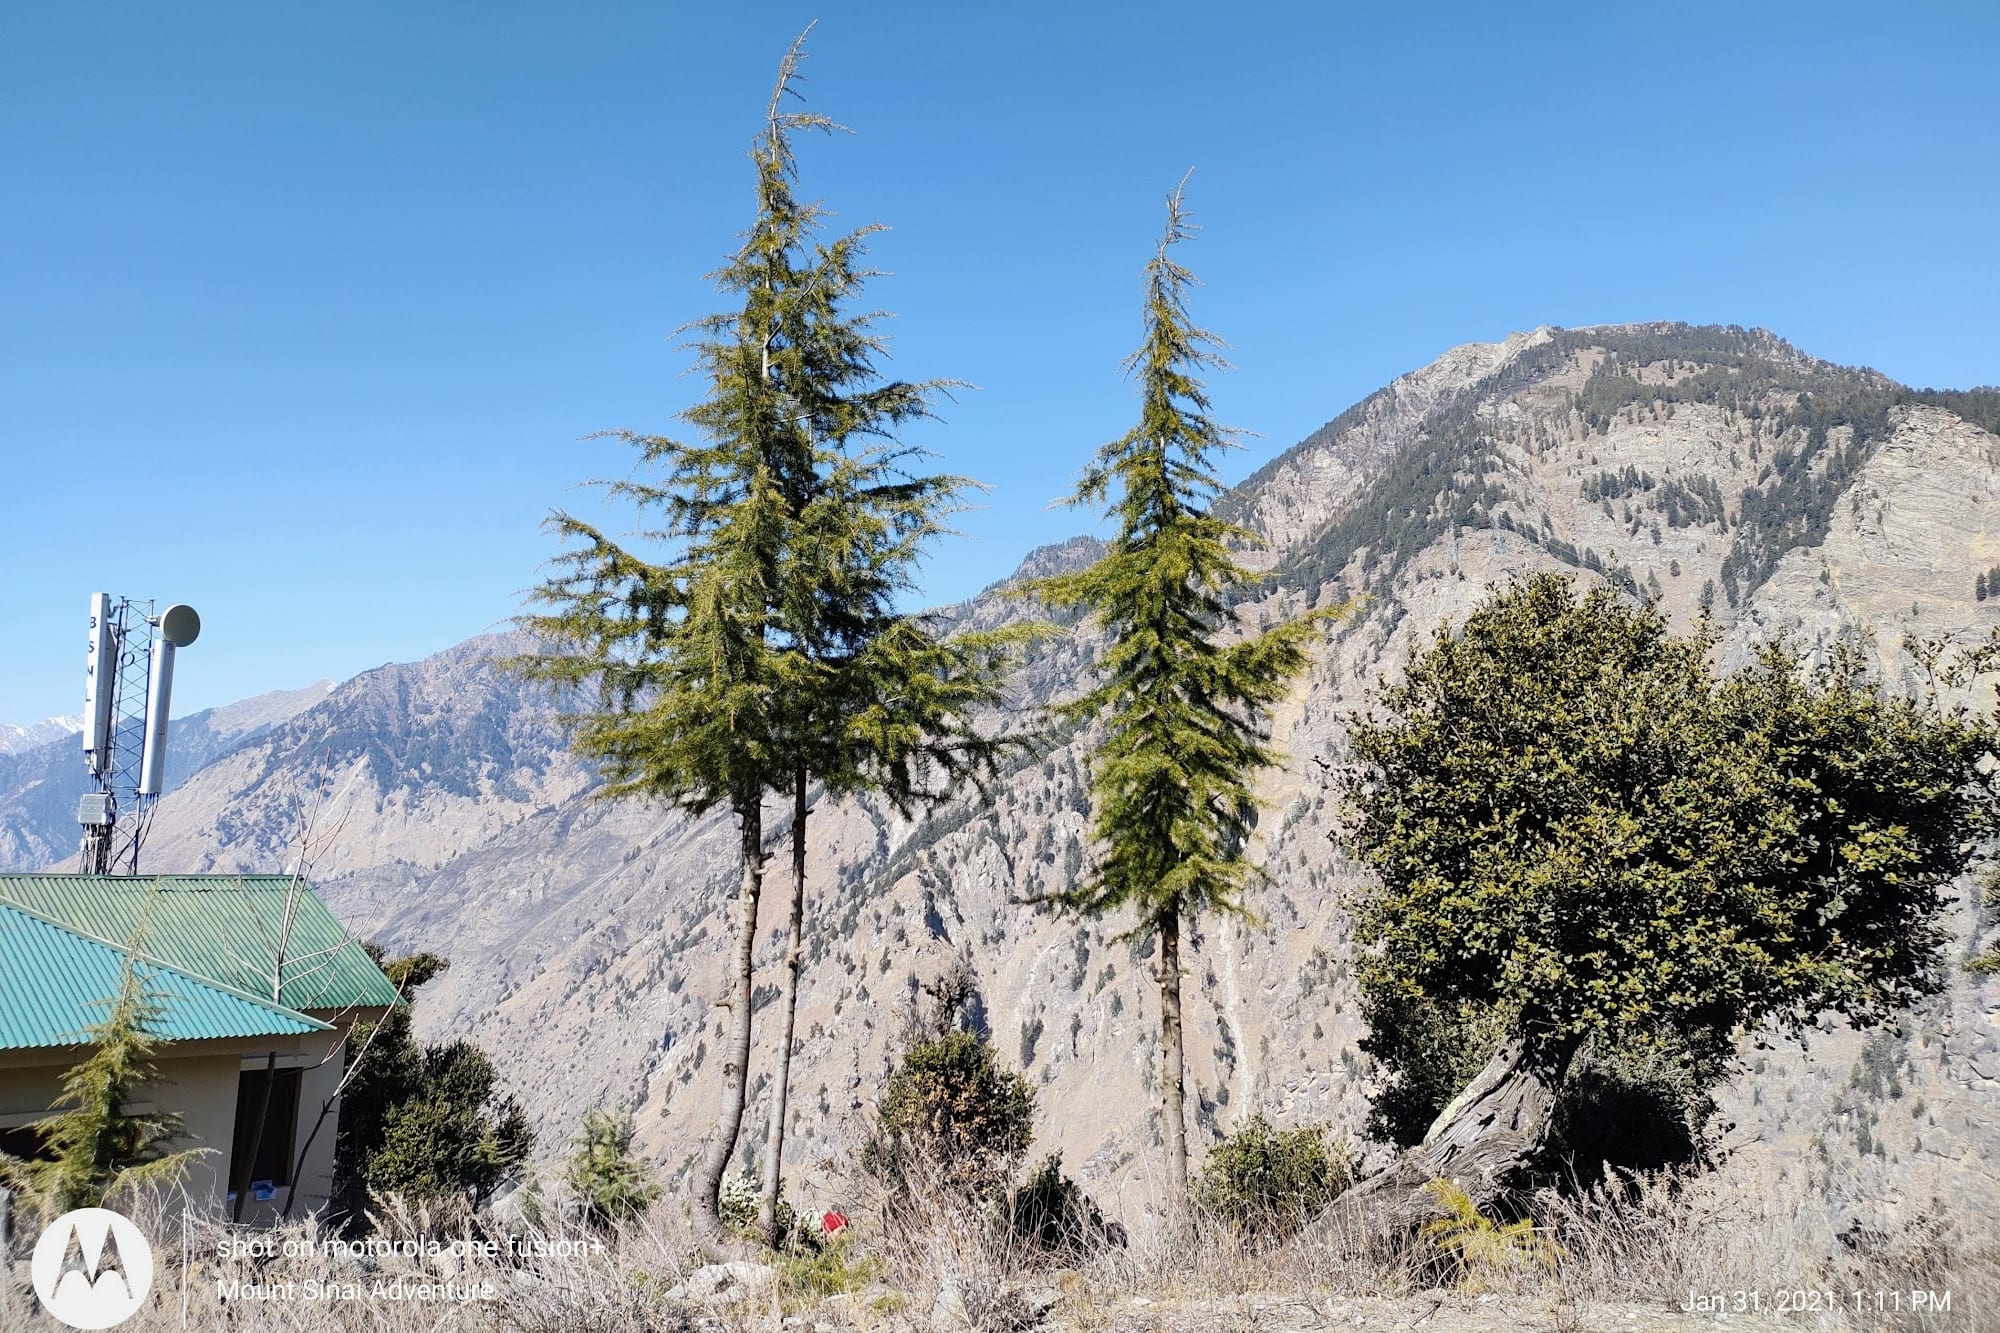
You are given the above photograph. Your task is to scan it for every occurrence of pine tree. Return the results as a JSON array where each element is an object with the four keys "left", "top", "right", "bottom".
[
  {"left": 513, "top": 33, "right": 829, "bottom": 1250},
  {"left": 517, "top": 30, "right": 1025, "bottom": 1250},
  {"left": 567, "top": 1106, "right": 660, "bottom": 1227},
  {"left": 0, "top": 914, "right": 202, "bottom": 1219},
  {"left": 1028, "top": 178, "right": 1329, "bottom": 1206},
  {"left": 746, "top": 50, "right": 1030, "bottom": 1242}
]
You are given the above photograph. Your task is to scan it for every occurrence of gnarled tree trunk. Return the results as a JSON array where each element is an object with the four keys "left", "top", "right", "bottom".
[
  {"left": 758, "top": 769, "right": 809, "bottom": 1246},
  {"left": 1419, "top": 1029, "right": 1571, "bottom": 1189},
  {"left": 695, "top": 795, "right": 766, "bottom": 1254},
  {"left": 1335, "top": 1027, "right": 1576, "bottom": 1228}
]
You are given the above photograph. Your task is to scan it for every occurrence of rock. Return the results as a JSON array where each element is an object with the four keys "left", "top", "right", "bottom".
[
  {"left": 930, "top": 1280, "right": 969, "bottom": 1327},
  {"left": 484, "top": 1178, "right": 541, "bottom": 1228},
  {"left": 666, "top": 1261, "right": 778, "bottom": 1306},
  {"left": 929, "top": 1275, "right": 1056, "bottom": 1330},
  {"left": 1013, "top": 1280, "right": 1062, "bottom": 1316}
]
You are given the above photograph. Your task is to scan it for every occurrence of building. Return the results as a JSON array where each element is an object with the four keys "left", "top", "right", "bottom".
[{"left": 0, "top": 874, "right": 400, "bottom": 1224}]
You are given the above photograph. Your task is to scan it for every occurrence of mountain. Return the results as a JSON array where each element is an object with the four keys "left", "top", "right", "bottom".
[
  {"left": 0, "top": 715, "right": 80, "bottom": 756},
  {"left": 133, "top": 641, "right": 580, "bottom": 878},
  {"left": 55, "top": 323, "right": 2000, "bottom": 1225},
  {"left": 0, "top": 682, "right": 334, "bottom": 870}
]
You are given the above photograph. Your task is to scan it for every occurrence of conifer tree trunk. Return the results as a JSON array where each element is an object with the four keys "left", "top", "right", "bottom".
[
  {"left": 696, "top": 796, "right": 765, "bottom": 1251},
  {"left": 759, "top": 768, "right": 809, "bottom": 1245},
  {"left": 1157, "top": 903, "right": 1189, "bottom": 1209}
]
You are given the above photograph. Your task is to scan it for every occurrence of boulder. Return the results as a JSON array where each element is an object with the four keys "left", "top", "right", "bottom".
[{"left": 666, "top": 1260, "right": 778, "bottom": 1306}]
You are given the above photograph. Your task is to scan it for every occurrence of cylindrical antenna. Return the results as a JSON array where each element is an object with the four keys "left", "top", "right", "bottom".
[
  {"left": 84, "top": 592, "right": 115, "bottom": 773},
  {"left": 137, "top": 605, "right": 197, "bottom": 798},
  {"left": 138, "top": 639, "right": 175, "bottom": 797}
]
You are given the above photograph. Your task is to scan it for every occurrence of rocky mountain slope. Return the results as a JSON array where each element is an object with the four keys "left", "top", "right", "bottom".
[
  {"left": 0, "top": 681, "right": 334, "bottom": 870},
  {"left": 34, "top": 322, "right": 1999, "bottom": 1233}
]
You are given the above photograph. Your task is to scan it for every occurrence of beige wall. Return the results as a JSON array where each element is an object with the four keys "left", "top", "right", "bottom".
[
  {"left": 0, "top": 1028, "right": 348, "bottom": 1224},
  {"left": 0, "top": 1063, "right": 68, "bottom": 1123},
  {"left": 168, "top": 1051, "right": 245, "bottom": 1215}
]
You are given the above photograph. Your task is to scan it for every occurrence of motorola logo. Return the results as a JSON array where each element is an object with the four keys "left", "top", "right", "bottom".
[{"left": 30, "top": 1208, "right": 154, "bottom": 1329}]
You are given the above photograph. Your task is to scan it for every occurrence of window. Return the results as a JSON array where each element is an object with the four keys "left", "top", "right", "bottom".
[
  {"left": 0, "top": 1124, "right": 47, "bottom": 1163},
  {"left": 229, "top": 1066, "right": 303, "bottom": 1192}
]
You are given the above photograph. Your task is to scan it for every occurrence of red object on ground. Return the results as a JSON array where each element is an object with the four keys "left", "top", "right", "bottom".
[{"left": 821, "top": 1210, "right": 848, "bottom": 1235}]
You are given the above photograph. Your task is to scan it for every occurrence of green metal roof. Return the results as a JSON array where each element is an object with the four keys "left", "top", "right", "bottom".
[
  {"left": 0, "top": 875, "right": 401, "bottom": 1014},
  {"left": 0, "top": 902, "right": 328, "bottom": 1049}
]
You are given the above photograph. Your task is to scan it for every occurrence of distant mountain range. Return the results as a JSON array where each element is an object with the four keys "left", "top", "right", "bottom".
[
  {"left": 0, "top": 682, "right": 333, "bottom": 869},
  {"left": 0, "top": 715, "right": 80, "bottom": 756},
  {"left": 7, "top": 323, "right": 1997, "bottom": 1221}
]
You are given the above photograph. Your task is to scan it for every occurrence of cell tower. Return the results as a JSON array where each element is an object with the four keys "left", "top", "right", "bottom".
[{"left": 79, "top": 594, "right": 201, "bottom": 875}]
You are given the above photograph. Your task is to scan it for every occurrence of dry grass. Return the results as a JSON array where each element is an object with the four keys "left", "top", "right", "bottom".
[
  {"left": 3, "top": 1186, "right": 704, "bottom": 1332},
  {"left": 1531, "top": 1165, "right": 2000, "bottom": 1333},
  {"left": 4, "top": 1163, "right": 1993, "bottom": 1331}
]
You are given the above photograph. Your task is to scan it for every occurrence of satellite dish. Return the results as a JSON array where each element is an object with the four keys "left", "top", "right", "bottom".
[{"left": 159, "top": 604, "right": 201, "bottom": 648}]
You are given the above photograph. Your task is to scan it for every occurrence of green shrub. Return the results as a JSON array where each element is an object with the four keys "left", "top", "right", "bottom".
[
  {"left": 717, "top": 1170, "right": 826, "bottom": 1251},
  {"left": 565, "top": 1106, "right": 658, "bottom": 1226},
  {"left": 717, "top": 1171, "right": 765, "bottom": 1235},
  {"left": 361, "top": 1041, "right": 532, "bottom": 1211},
  {"left": 1009, "top": 1152, "right": 1118, "bottom": 1259},
  {"left": 863, "top": 1029, "right": 1033, "bottom": 1200},
  {"left": 336, "top": 951, "right": 531, "bottom": 1223},
  {"left": 778, "top": 1234, "right": 874, "bottom": 1297},
  {"left": 1192, "top": 1115, "right": 1350, "bottom": 1241}
]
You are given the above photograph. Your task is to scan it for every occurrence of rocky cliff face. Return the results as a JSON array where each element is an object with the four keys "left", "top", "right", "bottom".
[{"left": 39, "top": 322, "right": 1997, "bottom": 1229}]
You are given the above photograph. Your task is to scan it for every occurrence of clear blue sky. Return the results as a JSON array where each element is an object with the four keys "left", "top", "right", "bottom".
[{"left": 3, "top": 2, "right": 1996, "bottom": 723}]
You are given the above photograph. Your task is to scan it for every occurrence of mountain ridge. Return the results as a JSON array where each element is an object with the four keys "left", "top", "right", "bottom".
[
  {"left": 0, "top": 682, "right": 338, "bottom": 870},
  {"left": 8, "top": 321, "right": 1998, "bottom": 1229}
]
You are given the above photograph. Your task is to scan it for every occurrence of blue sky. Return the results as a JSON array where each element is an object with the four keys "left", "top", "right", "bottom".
[{"left": 3, "top": 2, "right": 1996, "bottom": 723}]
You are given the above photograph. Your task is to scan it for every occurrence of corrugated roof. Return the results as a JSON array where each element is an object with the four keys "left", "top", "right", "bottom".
[
  {"left": 0, "top": 902, "right": 328, "bottom": 1049},
  {"left": 0, "top": 875, "right": 401, "bottom": 1013}
]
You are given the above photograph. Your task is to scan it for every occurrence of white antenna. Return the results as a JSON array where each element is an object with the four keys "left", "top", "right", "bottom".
[
  {"left": 83, "top": 592, "right": 115, "bottom": 773},
  {"left": 78, "top": 594, "right": 200, "bottom": 874},
  {"left": 138, "top": 605, "right": 199, "bottom": 796}
]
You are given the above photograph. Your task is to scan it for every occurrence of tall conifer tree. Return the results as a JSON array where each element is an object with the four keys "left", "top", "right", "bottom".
[
  {"left": 749, "top": 115, "right": 1029, "bottom": 1244},
  {"left": 520, "top": 30, "right": 1026, "bottom": 1249},
  {"left": 515, "top": 33, "right": 828, "bottom": 1249},
  {"left": 1030, "top": 179, "right": 1328, "bottom": 1205}
]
